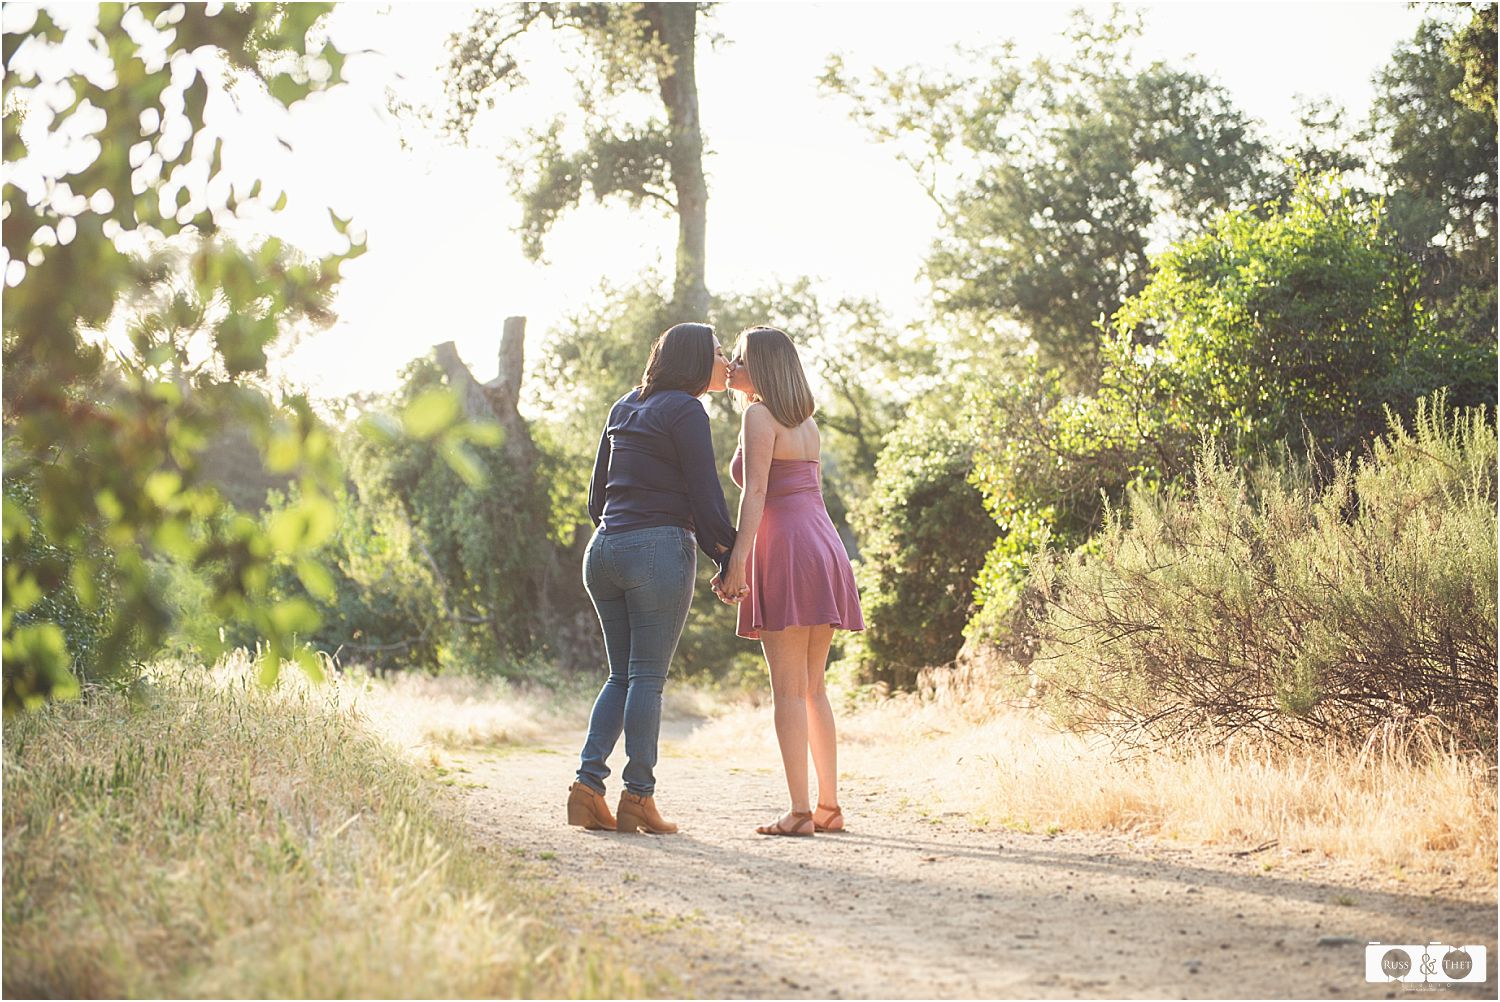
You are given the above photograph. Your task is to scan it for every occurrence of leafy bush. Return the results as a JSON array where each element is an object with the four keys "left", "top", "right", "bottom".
[
  {"left": 845, "top": 404, "right": 996, "bottom": 687},
  {"left": 233, "top": 482, "right": 444, "bottom": 674},
  {"left": 1028, "top": 394, "right": 1497, "bottom": 750},
  {"left": 235, "top": 357, "right": 549, "bottom": 677},
  {"left": 966, "top": 174, "right": 1485, "bottom": 642},
  {"left": 2, "top": 475, "right": 119, "bottom": 694},
  {"left": 1114, "top": 173, "right": 1452, "bottom": 458}
]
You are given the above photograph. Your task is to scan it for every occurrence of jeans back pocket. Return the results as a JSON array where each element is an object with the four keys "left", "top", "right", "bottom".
[{"left": 607, "top": 539, "right": 657, "bottom": 590}]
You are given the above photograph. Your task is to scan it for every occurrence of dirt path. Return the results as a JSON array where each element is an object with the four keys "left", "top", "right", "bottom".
[{"left": 439, "top": 717, "right": 1496, "bottom": 1000}]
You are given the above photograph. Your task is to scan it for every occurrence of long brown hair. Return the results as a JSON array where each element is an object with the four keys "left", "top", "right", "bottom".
[
  {"left": 734, "top": 326, "right": 815, "bottom": 428},
  {"left": 638, "top": 322, "right": 715, "bottom": 400}
]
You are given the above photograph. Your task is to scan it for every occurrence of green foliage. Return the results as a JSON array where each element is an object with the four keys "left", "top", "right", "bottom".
[
  {"left": 2, "top": 474, "right": 112, "bottom": 706},
  {"left": 1, "top": 4, "right": 498, "bottom": 707},
  {"left": 1114, "top": 173, "right": 1441, "bottom": 457},
  {"left": 1448, "top": 3, "right": 1497, "bottom": 117},
  {"left": 845, "top": 403, "right": 995, "bottom": 687},
  {"left": 1372, "top": 11, "right": 1498, "bottom": 371},
  {"left": 226, "top": 482, "right": 440, "bottom": 673},
  {"left": 1375, "top": 13, "right": 1498, "bottom": 256},
  {"left": 1028, "top": 395, "right": 1497, "bottom": 750},
  {"left": 962, "top": 173, "right": 1481, "bottom": 646},
  {"left": 248, "top": 357, "right": 547, "bottom": 677},
  {"left": 823, "top": 7, "right": 1267, "bottom": 385},
  {"left": 964, "top": 358, "right": 1171, "bottom": 626},
  {"left": 359, "top": 359, "right": 543, "bottom": 665},
  {"left": 2, "top": 4, "right": 360, "bottom": 708}
]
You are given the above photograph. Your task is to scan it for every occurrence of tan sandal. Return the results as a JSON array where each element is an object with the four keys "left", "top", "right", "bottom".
[
  {"left": 756, "top": 810, "right": 815, "bottom": 837},
  {"left": 814, "top": 802, "right": 845, "bottom": 833}
]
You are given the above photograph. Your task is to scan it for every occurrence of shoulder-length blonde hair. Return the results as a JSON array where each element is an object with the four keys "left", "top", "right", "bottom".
[{"left": 734, "top": 326, "right": 815, "bottom": 428}]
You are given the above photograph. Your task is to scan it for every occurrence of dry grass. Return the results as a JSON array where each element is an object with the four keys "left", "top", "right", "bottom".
[
  {"left": 686, "top": 675, "right": 1498, "bottom": 892},
  {"left": 346, "top": 668, "right": 721, "bottom": 754},
  {"left": 1, "top": 653, "right": 648, "bottom": 999},
  {"left": 346, "top": 670, "right": 583, "bottom": 751}
]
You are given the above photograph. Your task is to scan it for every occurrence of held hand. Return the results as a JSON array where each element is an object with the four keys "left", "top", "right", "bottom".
[
  {"left": 711, "top": 573, "right": 747, "bottom": 606},
  {"left": 722, "top": 564, "right": 749, "bottom": 604}
]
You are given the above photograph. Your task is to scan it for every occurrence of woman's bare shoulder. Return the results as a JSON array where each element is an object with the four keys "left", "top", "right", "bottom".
[{"left": 742, "top": 401, "right": 777, "bottom": 429}]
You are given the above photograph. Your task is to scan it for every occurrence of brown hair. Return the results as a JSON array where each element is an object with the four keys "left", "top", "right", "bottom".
[
  {"left": 734, "top": 326, "right": 815, "bottom": 428},
  {"left": 638, "top": 322, "right": 715, "bottom": 400}
]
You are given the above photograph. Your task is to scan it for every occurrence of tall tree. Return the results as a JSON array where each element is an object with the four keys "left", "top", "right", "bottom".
[
  {"left": 443, "top": 3, "right": 712, "bottom": 315},
  {"left": 822, "top": 7, "right": 1268, "bottom": 387},
  {"left": 1449, "top": 2, "right": 1497, "bottom": 118},
  {"left": 1372, "top": 9, "right": 1498, "bottom": 375}
]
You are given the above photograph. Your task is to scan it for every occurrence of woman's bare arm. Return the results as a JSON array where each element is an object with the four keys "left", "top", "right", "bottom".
[{"left": 723, "top": 403, "right": 776, "bottom": 596}]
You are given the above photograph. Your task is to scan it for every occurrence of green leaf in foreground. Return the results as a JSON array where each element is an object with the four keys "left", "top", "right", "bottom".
[{"left": 402, "top": 388, "right": 462, "bottom": 440}]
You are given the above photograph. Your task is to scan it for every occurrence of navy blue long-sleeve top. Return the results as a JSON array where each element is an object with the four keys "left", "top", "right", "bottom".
[{"left": 587, "top": 388, "right": 737, "bottom": 576}]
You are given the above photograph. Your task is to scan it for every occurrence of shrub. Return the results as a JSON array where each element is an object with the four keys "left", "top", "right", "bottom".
[
  {"left": 966, "top": 173, "right": 1489, "bottom": 643},
  {"left": 1028, "top": 394, "right": 1497, "bottom": 750},
  {"left": 2, "top": 474, "right": 120, "bottom": 693},
  {"left": 1114, "top": 173, "right": 1445, "bottom": 459},
  {"left": 845, "top": 404, "right": 996, "bottom": 687},
  {"left": 247, "top": 357, "right": 553, "bottom": 677}
]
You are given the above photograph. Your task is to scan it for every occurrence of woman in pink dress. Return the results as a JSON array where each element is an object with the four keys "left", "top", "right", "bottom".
[{"left": 714, "top": 326, "right": 865, "bottom": 837}]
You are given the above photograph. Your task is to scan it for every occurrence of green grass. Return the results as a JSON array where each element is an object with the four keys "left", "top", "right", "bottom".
[{"left": 2, "top": 659, "right": 647, "bottom": 998}]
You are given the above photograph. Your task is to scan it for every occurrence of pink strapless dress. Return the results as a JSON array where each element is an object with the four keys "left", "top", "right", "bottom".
[{"left": 730, "top": 444, "right": 865, "bottom": 640}]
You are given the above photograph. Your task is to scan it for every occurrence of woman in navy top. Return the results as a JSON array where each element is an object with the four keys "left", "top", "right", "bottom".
[{"left": 567, "top": 322, "right": 739, "bottom": 835}]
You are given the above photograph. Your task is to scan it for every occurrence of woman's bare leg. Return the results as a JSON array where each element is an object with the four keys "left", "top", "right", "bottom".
[
  {"left": 760, "top": 627, "right": 812, "bottom": 818},
  {"left": 804, "top": 625, "right": 840, "bottom": 825}
]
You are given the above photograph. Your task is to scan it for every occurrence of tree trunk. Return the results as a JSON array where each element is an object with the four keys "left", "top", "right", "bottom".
[
  {"left": 480, "top": 316, "right": 539, "bottom": 469},
  {"left": 435, "top": 325, "right": 538, "bottom": 471},
  {"left": 482, "top": 316, "right": 527, "bottom": 419},
  {"left": 431, "top": 325, "right": 603, "bottom": 673},
  {"left": 648, "top": 3, "right": 709, "bottom": 318},
  {"left": 433, "top": 340, "right": 495, "bottom": 424}
]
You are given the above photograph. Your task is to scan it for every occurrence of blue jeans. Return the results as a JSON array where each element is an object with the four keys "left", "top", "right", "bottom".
[{"left": 576, "top": 525, "right": 696, "bottom": 797}]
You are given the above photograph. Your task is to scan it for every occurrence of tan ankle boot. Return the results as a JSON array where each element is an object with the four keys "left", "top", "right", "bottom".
[
  {"left": 616, "top": 791, "right": 678, "bottom": 834},
  {"left": 567, "top": 782, "right": 616, "bottom": 831}
]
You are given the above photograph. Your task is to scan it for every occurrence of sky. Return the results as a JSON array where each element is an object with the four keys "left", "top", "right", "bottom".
[{"left": 36, "top": 1, "right": 1435, "bottom": 403}]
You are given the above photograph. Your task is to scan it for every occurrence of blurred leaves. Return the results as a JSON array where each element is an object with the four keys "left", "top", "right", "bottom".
[
  {"left": 0, "top": 3, "right": 364, "bottom": 707},
  {"left": 402, "top": 388, "right": 463, "bottom": 440},
  {"left": 230, "top": 354, "right": 545, "bottom": 677}
]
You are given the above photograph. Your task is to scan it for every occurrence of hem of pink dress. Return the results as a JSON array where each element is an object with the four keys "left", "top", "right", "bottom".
[{"left": 736, "top": 618, "right": 867, "bottom": 641}]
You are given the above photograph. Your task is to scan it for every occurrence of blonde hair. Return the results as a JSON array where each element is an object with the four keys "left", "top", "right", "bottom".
[{"left": 734, "top": 326, "right": 815, "bottom": 428}]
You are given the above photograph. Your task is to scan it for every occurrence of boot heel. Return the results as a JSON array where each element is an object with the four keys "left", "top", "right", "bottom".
[
  {"left": 567, "top": 800, "right": 596, "bottom": 828},
  {"left": 615, "top": 809, "right": 643, "bottom": 834}
]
